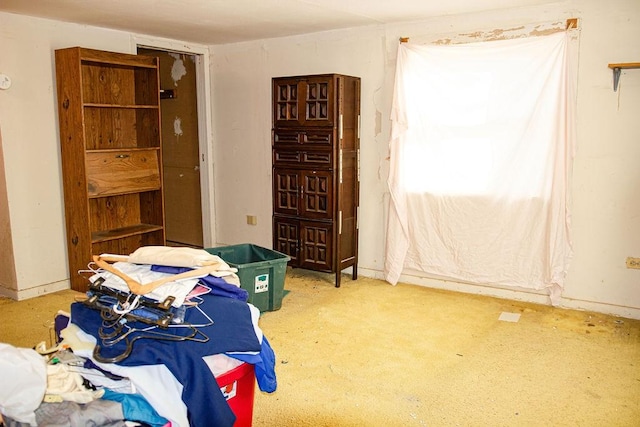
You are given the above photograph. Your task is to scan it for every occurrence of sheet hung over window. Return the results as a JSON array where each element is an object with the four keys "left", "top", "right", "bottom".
[{"left": 384, "top": 32, "right": 574, "bottom": 303}]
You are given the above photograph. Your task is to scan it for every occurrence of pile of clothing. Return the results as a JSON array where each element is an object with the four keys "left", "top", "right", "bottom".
[
  {"left": 1, "top": 246, "right": 277, "bottom": 427},
  {"left": 82, "top": 246, "right": 248, "bottom": 363},
  {"left": 0, "top": 342, "right": 170, "bottom": 426}
]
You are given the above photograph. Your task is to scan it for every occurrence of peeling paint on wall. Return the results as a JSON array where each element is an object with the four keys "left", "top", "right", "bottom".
[
  {"left": 173, "top": 117, "right": 183, "bottom": 137},
  {"left": 375, "top": 110, "right": 382, "bottom": 136},
  {"left": 168, "top": 52, "right": 187, "bottom": 86},
  {"left": 432, "top": 19, "right": 570, "bottom": 45}
]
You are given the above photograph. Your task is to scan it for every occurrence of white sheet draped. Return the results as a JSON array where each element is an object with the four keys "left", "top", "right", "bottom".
[{"left": 384, "top": 32, "right": 574, "bottom": 303}]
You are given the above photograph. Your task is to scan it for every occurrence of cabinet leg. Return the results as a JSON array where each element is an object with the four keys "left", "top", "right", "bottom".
[
  {"left": 335, "top": 271, "right": 341, "bottom": 288},
  {"left": 352, "top": 265, "right": 358, "bottom": 280}
]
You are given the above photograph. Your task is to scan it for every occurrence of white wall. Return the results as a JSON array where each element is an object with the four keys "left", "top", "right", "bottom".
[
  {"left": 0, "top": 0, "right": 638, "bottom": 318},
  {"left": 210, "top": 0, "right": 640, "bottom": 319}
]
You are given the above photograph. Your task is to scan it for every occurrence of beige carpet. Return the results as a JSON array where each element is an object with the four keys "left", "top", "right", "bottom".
[
  {"left": 1, "top": 268, "right": 639, "bottom": 426},
  {"left": 255, "top": 269, "right": 640, "bottom": 427}
]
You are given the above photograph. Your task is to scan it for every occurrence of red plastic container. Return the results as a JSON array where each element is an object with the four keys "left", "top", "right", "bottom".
[{"left": 216, "top": 363, "right": 256, "bottom": 426}]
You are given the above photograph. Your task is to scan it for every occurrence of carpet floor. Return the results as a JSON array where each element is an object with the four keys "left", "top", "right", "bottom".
[{"left": 1, "top": 268, "right": 639, "bottom": 426}]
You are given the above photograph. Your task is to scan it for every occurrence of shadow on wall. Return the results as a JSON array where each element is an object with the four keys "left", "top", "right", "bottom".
[{"left": 0, "top": 126, "right": 18, "bottom": 292}]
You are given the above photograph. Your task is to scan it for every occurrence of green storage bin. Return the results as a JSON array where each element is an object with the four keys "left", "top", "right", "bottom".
[{"left": 206, "top": 244, "right": 290, "bottom": 312}]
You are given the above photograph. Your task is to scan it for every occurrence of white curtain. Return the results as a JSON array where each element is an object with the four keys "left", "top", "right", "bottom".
[{"left": 384, "top": 32, "right": 575, "bottom": 303}]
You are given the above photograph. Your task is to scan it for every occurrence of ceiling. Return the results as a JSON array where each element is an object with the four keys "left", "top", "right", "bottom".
[{"left": 0, "top": 0, "right": 555, "bottom": 45}]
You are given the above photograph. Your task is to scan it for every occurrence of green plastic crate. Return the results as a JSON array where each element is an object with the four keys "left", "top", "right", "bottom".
[{"left": 206, "top": 244, "right": 290, "bottom": 312}]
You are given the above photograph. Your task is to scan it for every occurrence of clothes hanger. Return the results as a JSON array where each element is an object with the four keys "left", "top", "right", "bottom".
[
  {"left": 92, "top": 255, "right": 227, "bottom": 296},
  {"left": 93, "top": 322, "right": 209, "bottom": 364}
]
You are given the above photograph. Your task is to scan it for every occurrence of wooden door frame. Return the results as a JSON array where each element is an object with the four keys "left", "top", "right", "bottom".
[{"left": 131, "top": 36, "right": 216, "bottom": 247}]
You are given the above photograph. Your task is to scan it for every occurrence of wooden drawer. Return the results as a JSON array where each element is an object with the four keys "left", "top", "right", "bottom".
[
  {"left": 273, "top": 149, "right": 332, "bottom": 167},
  {"left": 86, "top": 149, "right": 161, "bottom": 197},
  {"left": 273, "top": 129, "right": 333, "bottom": 148}
]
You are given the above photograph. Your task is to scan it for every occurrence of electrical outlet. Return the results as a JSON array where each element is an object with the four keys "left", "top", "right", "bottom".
[
  {"left": 625, "top": 257, "right": 640, "bottom": 269},
  {"left": 246, "top": 215, "right": 257, "bottom": 226}
]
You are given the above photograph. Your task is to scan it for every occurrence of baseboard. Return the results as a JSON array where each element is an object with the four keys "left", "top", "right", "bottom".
[
  {"left": 556, "top": 297, "right": 640, "bottom": 320},
  {"left": 0, "top": 279, "right": 70, "bottom": 301},
  {"left": 357, "top": 267, "right": 640, "bottom": 320}
]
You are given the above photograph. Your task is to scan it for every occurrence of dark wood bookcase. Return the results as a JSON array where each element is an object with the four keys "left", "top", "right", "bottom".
[{"left": 272, "top": 74, "right": 360, "bottom": 287}]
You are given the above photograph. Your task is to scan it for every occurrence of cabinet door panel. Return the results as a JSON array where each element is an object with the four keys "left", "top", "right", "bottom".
[
  {"left": 273, "top": 217, "right": 299, "bottom": 265},
  {"left": 273, "top": 168, "right": 299, "bottom": 216},
  {"left": 273, "top": 78, "right": 300, "bottom": 126},
  {"left": 273, "top": 76, "right": 335, "bottom": 127},
  {"left": 301, "top": 170, "right": 333, "bottom": 220},
  {"left": 300, "top": 221, "right": 332, "bottom": 271},
  {"left": 302, "top": 76, "right": 334, "bottom": 127}
]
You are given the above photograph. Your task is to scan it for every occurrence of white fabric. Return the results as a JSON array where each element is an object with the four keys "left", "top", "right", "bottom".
[
  {"left": 45, "top": 363, "right": 104, "bottom": 404},
  {"left": 0, "top": 343, "right": 47, "bottom": 425},
  {"left": 126, "top": 246, "right": 225, "bottom": 268},
  {"left": 385, "top": 32, "right": 575, "bottom": 302}
]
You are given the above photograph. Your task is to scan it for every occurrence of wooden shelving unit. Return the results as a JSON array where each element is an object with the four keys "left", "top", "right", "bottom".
[{"left": 55, "top": 47, "right": 166, "bottom": 291}]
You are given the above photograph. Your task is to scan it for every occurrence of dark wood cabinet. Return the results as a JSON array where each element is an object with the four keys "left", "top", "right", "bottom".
[
  {"left": 55, "top": 47, "right": 165, "bottom": 291},
  {"left": 272, "top": 74, "right": 360, "bottom": 287}
]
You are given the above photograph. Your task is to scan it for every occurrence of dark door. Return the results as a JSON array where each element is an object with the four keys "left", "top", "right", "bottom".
[{"left": 138, "top": 48, "right": 203, "bottom": 247}]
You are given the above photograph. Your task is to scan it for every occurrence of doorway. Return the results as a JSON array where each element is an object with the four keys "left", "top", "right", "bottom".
[{"left": 138, "top": 47, "right": 204, "bottom": 248}]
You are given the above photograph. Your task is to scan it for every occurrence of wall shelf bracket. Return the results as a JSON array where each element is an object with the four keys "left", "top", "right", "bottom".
[
  {"left": 612, "top": 67, "right": 621, "bottom": 92},
  {"left": 608, "top": 62, "right": 640, "bottom": 92}
]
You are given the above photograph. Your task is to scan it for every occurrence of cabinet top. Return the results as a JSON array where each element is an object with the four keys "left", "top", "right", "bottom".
[
  {"left": 55, "top": 46, "right": 158, "bottom": 69},
  {"left": 273, "top": 73, "right": 360, "bottom": 81}
]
